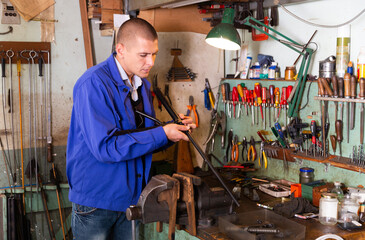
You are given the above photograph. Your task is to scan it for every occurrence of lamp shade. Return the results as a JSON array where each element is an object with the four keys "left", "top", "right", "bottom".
[{"left": 205, "top": 8, "right": 241, "bottom": 51}]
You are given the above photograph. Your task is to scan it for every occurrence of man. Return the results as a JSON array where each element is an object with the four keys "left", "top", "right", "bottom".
[{"left": 67, "top": 18, "right": 195, "bottom": 239}]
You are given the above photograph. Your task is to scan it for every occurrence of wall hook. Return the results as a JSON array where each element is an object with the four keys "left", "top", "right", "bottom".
[{"left": 0, "top": 26, "right": 13, "bottom": 35}]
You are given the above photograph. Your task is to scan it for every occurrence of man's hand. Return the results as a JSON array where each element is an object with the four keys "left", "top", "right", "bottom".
[{"left": 162, "top": 114, "right": 196, "bottom": 142}]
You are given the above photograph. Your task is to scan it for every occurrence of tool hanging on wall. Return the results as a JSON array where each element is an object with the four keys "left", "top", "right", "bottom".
[
  {"left": 1, "top": 55, "right": 13, "bottom": 184},
  {"left": 6, "top": 49, "right": 19, "bottom": 185},
  {"left": 166, "top": 47, "right": 196, "bottom": 82}
]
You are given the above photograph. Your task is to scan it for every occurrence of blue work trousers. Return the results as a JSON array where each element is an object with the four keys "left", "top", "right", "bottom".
[{"left": 71, "top": 203, "right": 139, "bottom": 240}]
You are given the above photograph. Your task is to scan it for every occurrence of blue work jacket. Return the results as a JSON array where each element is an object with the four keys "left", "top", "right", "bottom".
[{"left": 66, "top": 53, "right": 168, "bottom": 212}]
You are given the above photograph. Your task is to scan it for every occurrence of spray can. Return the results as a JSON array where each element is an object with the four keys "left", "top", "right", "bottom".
[
  {"left": 357, "top": 46, "right": 365, "bottom": 80},
  {"left": 336, "top": 25, "right": 351, "bottom": 78}
]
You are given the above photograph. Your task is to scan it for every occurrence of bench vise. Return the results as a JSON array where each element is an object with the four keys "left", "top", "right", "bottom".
[{"left": 126, "top": 173, "right": 235, "bottom": 240}]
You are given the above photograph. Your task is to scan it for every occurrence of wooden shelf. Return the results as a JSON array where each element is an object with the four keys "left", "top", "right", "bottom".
[{"left": 264, "top": 146, "right": 365, "bottom": 173}]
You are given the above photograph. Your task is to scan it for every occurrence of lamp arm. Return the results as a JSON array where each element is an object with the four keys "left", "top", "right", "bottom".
[
  {"left": 242, "top": 16, "right": 306, "bottom": 56},
  {"left": 242, "top": 16, "right": 315, "bottom": 118}
]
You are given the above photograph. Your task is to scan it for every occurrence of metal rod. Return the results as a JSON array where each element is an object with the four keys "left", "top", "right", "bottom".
[{"left": 153, "top": 82, "right": 240, "bottom": 207}]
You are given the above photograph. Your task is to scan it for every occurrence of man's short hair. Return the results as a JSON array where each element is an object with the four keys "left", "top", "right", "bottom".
[{"left": 117, "top": 18, "right": 158, "bottom": 46}]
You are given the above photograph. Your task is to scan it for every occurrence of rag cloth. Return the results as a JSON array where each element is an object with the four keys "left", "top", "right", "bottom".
[{"left": 273, "top": 197, "right": 318, "bottom": 218}]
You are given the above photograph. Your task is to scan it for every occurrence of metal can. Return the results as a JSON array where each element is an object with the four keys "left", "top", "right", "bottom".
[{"left": 299, "top": 167, "right": 314, "bottom": 184}]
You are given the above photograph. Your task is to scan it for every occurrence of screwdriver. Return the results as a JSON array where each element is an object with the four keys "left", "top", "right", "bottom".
[
  {"left": 237, "top": 84, "right": 244, "bottom": 118},
  {"left": 252, "top": 90, "right": 258, "bottom": 125},
  {"left": 269, "top": 85, "right": 274, "bottom": 127},
  {"left": 262, "top": 87, "right": 267, "bottom": 129},
  {"left": 280, "top": 87, "right": 287, "bottom": 126},
  {"left": 225, "top": 83, "right": 231, "bottom": 118},
  {"left": 232, "top": 86, "right": 238, "bottom": 119},
  {"left": 249, "top": 90, "right": 254, "bottom": 125},
  {"left": 302, "top": 130, "right": 311, "bottom": 156},
  {"left": 286, "top": 85, "right": 293, "bottom": 125},
  {"left": 335, "top": 119, "right": 343, "bottom": 158},
  {"left": 274, "top": 87, "right": 280, "bottom": 123},
  {"left": 338, "top": 77, "right": 344, "bottom": 121},
  {"left": 331, "top": 76, "right": 339, "bottom": 120},
  {"left": 310, "top": 120, "right": 317, "bottom": 157},
  {"left": 221, "top": 84, "right": 226, "bottom": 114},
  {"left": 254, "top": 83, "right": 263, "bottom": 123},
  {"left": 360, "top": 78, "right": 365, "bottom": 144},
  {"left": 343, "top": 73, "right": 350, "bottom": 143},
  {"left": 243, "top": 88, "right": 249, "bottom": 116},
  {"left": 350, "top": 75, "right": 357, "bottom": 130}
]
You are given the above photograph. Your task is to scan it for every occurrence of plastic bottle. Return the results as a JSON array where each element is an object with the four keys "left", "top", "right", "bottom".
[
  {"left": 331, "top": 181, "right": 344, "bottom": 200},
  {"left": 357, "top": 46, "right": 365, "bottom": 80},
  {"left": 251, "top": 62, "right": 261, "bottom": 79},
  {"left": 260, "top": 64, "right": 268, "bottom": 79},
  {"left": 268, "top": 62, "right": 277, "bottom": 80},
  {"left": 336, "top": 25, "right": 351, "bottom": 78},
  {"left": 240, "top": 56, "right": 252, "bottom": 79}
]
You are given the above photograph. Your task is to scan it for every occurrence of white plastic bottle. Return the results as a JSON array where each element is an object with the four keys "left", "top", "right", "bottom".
[
  {"left": 268, "top": 62, "right": 277, "bottom": 80},
  {"left": 357, "top": 46, "right": 365, "bottom": 80}
]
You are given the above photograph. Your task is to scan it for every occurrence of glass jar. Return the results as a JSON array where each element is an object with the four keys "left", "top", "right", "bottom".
[
  {"left": 285, "top": 66, "right": 296, "bottom": 80},
  {"left": 299, "top": 167, "right": 314, "bottom": 184},
  {"left": 339, "top": 194, "right": 360, "bottom": 223},
  {"left": 331, "top": 181, "right": 344, "bottom": 201},
  {"left": 319, "top": 193, "right": 338, "bottom": 225}
]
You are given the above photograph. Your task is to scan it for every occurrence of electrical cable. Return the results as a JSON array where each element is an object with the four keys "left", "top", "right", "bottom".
[
  {"left": 299, "top": 79, "right": 313, "bottom": 110},
  {"left": 315, "top": 233, "right": 344, "bottom": 240},
  {"left": 278, "top": 3, "right": 365, "bottom": 28}
]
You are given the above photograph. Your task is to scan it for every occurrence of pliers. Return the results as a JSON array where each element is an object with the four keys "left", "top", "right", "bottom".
[
  {"left": 247, "top": 136, "right": 257, "bottom": 162},
  {"left": 241, "top": 137, "right": 247, "bottom": 161},
  {"left": 231, "top": 135, "right": 239, "bottom": 162},
  {"left": 187, "top": 95, "right": 199, "bottom": 127},
  {"left": 259, "top": 141, "right": 268, "bottom": 168}
]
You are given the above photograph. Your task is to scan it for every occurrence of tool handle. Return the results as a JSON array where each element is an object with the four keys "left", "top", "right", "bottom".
[
  {"left": 225, "top": 83, "right": 230, "bottom": 102},
  {"left": 271, "top": 127, "right": 286, "bottom": 147},
  {"left": 331, "top": 76, "right": 338, "bottom": 97},
  {"left": 232, "top": 87, "right": 238, "bottom": 102},
  {"left": 321, "top": 78, "right": 333, "bottom": 96},
  {"left": 310, "top": 120, "right": 317, "bottom": 144},
  {"left": 1, "top": 58, "right": 5, "bottom": 78},
  {"left": 330, "top": 135, "right": 337, "bottom": 153},
  {"left": 257, "top": 131, "right": 266, "bottom": 142},
  {"left": 269, "top": 85, "right": 274, "bottom": 106},
  {"left": 243, "top": 88, "right": 249, "bottom": 103},
  {"left": 360, "top": 78, "right": 365, "bottom": 98},
  {"left": 262, "top": 87, "right": 267, "bottom": 104},
  {"left": 274, "top": 122, "right": 285, "bottom": 140},
  {"left": 350, "top": 75, "right": 357, "bottom": 98},
  {"left": 335, "top": 119, "right": 343, "bottom": 142},
  {"left": 344, "top": 73, "right": 351, "bottom": 97},
  {"left": 47, "top": 143, "right": 53, "bottom": 163},
  {"left": 281, "top": 87, "right": 287, "bottom": 105},
  {"left": 39, "top": 57, "right": 43, "bottom": 77},
  {"left": 254, "top": 83, "right": 262, "bottom": 105},
  {"left": 317, "top": 78, "right": 325, "bottom": 96},
  {"left": 286, "top": 85, "right": 293, "bottom": 103},
  {"left": 237, "top": 84, "right": 244, "bottom": 100},
  {"left": 221, "top": 84, "right": 226, "bottom": 101},
  {"left": 338, "top": 77, "right": 344, "bottom": 98},
  {"left": 274, "top": 87, "right": 280, "bottom": 107}
]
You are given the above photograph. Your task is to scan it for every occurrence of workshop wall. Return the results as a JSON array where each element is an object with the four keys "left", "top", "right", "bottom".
[
  {"left": 0, "top": 2, "right": 85, "bottom": 188},
  {"left": 220, "top": 0, "right": 365, "bottom": 188}
]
